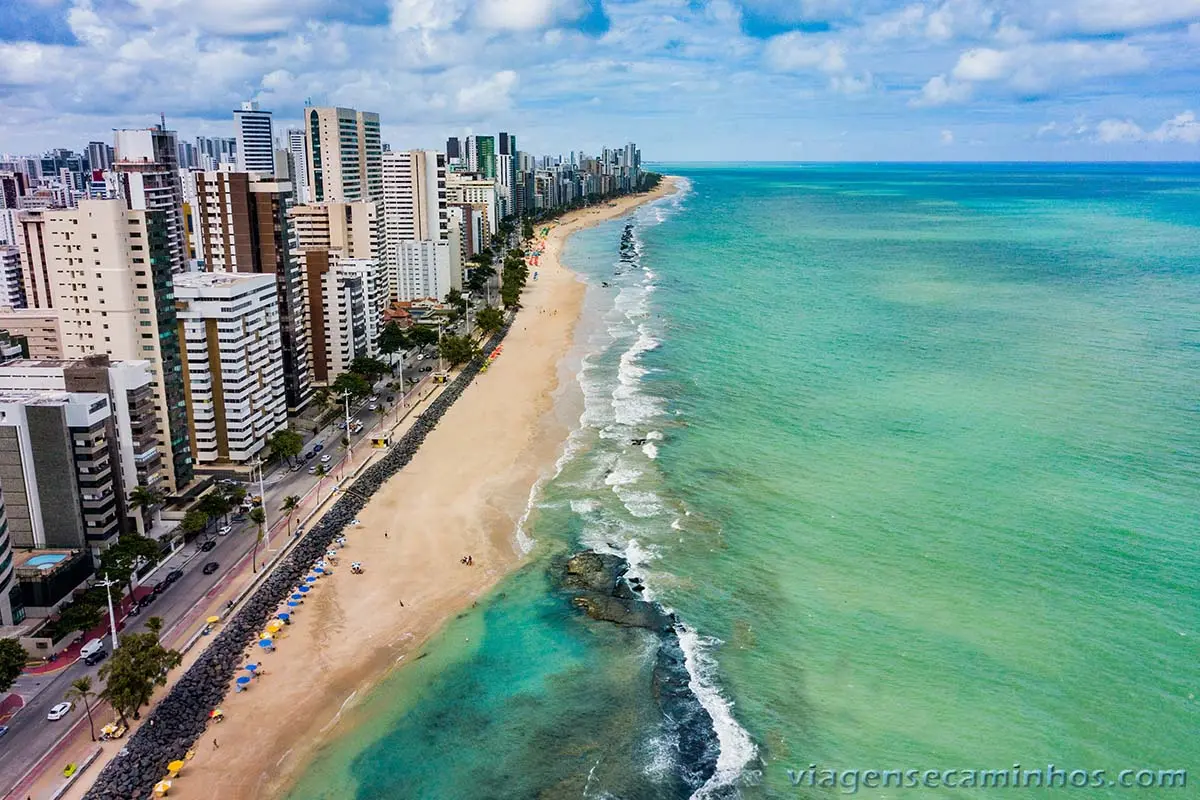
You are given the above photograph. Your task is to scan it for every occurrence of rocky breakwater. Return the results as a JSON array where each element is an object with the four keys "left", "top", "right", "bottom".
[
  {"left": 84, "top": 322, "right": 514, "bottom": 800},
  {"left": 558, "top": 551, "right": 722, "bottom": 796}
]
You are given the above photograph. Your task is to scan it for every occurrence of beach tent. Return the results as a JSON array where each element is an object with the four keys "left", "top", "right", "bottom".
[{"left": 167, "top": 760, "right": 185, "bottom": 777}]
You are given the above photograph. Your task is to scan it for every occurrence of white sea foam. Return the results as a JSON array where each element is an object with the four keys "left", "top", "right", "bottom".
[
  {"left": 570, "top": 498, "right": 601, "bottom": 514},
  {"left": 642, "top": 442, "right": 659, "bottom": 459},
  {"left": 676, "top": 625, "right": 758, "bottom": 799}
]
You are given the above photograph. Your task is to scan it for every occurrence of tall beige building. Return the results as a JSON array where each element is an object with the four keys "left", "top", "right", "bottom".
[
  {"left": 303, "top": 106, "right": 382, "bottom": 203},
  {"left": 40, "top": 199, "right": 194, "bottom": 491}
]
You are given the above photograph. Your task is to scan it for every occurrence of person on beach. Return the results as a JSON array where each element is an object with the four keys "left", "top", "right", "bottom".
[{"left": 213, "top": 739, "right": 219, "bottom": 750}]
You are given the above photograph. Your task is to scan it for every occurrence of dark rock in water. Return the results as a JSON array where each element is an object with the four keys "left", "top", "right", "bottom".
[
  {"left": 562, "top": 551, "right": 626, "bottom": 592},
  {"left": 556, "top": 550, "right": 722, "bottom": 794},
  {"left": 630, "top": 438, "right": 647, "bottom": 446}
]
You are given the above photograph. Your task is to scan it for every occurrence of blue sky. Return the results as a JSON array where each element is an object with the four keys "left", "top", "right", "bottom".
[{"left": 1, "top": 0, "right": 1198, "bottom": 160}]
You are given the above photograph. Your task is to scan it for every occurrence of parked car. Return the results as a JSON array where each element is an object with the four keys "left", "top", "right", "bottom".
[
  {"left": 369, "top": 395, "right": 379, "bottom": 402},
  {"left": 305, "top": 449, "right": 316, "bottom": 460},
  {"left": 83, "top": 649, "right": 108, "bottom": 667},
  {"left": 80, "top": 638, "right": 105, "bottom": 658},
  {"left": 165, "top": 569, "right": 184, "bottom": 584},
  {"left": 320, "top": 454, "right": 332, "bottom": 463},
  {"left": 313, "top": 443, "right": 324, "bottom": 452},
  {"left": 152, "top": 581, "right": 167, "bottom": 595},
  {"left": 0, "top": 725, "right": 9, "bottom": 738},
  {"left": 420, "top": 366, "right": 433, "bottom": 372},
  {"left": 47, "top": 702, "right": 73, "bottom": 721},
  {"left": 368, "top": 403, "right": 379, "bottom": 411},
  {"left": 137, "top": 593, "right": 156, "bottom": 608},
  {"left": 202, "top": 561, "right": 220, "bottom": 575},
  {"left": 386, "top": 395, "right": 395, "bottom": 403},
  {"left": 200, "top": 540, "right": 217, "bottom": 552},
  {"left": 217, "top": 525, "right": 232, "bottom": 536},
  {"left": 308, "top": 465, "right": 317, "bottom": 474}
]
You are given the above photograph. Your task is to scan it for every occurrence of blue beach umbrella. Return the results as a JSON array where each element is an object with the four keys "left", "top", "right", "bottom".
[
  {"left": 286, "top": 601, "right": 300, "bottom": 607},
  {"left": 313, "top": 567, "right": 325, "bottom": 574},
  {"left": 258, "top": 639, "right": 273, "bottom": 649},
  {"left": 290, "top": 593, "right": 303, "bottom": 600},
  {"left": 236, "top": 676, "right": 251, "bottom": 685},
  {"left": 276, "top": 613, "right": 290, "bottom": 622},
  {"left": 244, "top": 664, "right": 258, "bottom": 672},
  {"left": 298, "top": 585, "right": 310, "bottom": 593},
  {"left": 305, "top": 576, "right": 318, "bottom": 583}
]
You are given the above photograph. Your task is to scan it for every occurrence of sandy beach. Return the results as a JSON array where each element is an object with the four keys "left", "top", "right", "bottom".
[{"left": 59, "top": 178, "right": 677, "bottom": 800}]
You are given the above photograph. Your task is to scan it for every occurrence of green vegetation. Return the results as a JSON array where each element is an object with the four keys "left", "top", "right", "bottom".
[
  {"left": 98, "top": 616, "right": 181, "bottom": 725},
  {"left": 438, "top": 334, "right": 478, "bottom": 367},
  {"left": 377, "top": 322, "right": 409, "bottom": 358},
  {"left": 128, "top": 485, "right": 165, "bottom": 518},
  {"left": 407, "top": 325, "right": 439, "bottom": 349},
  {"left": 348, "top": 355, "right": 391, "bottom": 384},
  {"left": 97, "top": 535, "right": 161, "bottom": 598},
  {"left": 476, "top": 306, "right": 505, "bottom": 335},
  {"left": 331, "top": 371, "right": 371, "bottom": 400},
  {"left": 0, "top": 638, "right": 28, "bottom": 693},
  {"left": 281, "top": 494, "right": 301, "bottom": 536},
  {"left": 180, "top": 509, "right": 209, "bottom": 539},
  {"left": 267, "top": 428, "right": 304, "bottom": 466},
  {"left": 67, "top": 676, "right": 99, "bottom": 741},
  {"left": 249, "top": 507, "right": 267, "bottom": 573}
]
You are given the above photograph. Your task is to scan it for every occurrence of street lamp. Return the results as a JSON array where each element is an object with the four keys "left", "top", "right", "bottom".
[
  {"left": 254, "top": 455, "right": 272, "bottom": 551},
  {"left": 96, "top": 574, "right": 120, "bottom": 651},
  {"left": 340, "top": 389, "right": 353, "bottom": 456}
]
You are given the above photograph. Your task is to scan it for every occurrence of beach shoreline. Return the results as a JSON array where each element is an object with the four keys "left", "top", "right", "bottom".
[{"left": 68, "top": 177, "right": 678, "bottom": 800}]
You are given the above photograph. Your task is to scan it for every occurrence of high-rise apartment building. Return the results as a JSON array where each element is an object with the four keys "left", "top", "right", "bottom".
[
  {"left": 0, "top": 172, "right": 28, "bottom": 209},
  {"left": 0, "top": 247, "right": 26, "bottom": 308},
  {"left": 0, "top": 357, "right": 164, "bottom": 537},
  {"left": 396, "top": 240, "right": 457, "bottom": 302},
  {"left": 302, "top": 257, "right": 379, "bottom": 384},
  {"left": 174, "top": 272, "right": 287, "bottom": 465},
  {"left": 234, "top": 101, "right": 276, "bottom": 174},
  {"left": 192, "top": 171, "right": 310, "bottom": 412},
  {"left": 0, "top": 389, "right": 120, "bottom": 552},
  {"left": 0, "top": 309, "right": 62, "bottom": 358},
  {"left": 87, "top": 142, "right": 113, "bottom": 172},
  {"left": 446, "top": 174, "right": 499, "bottom": 237},
  {"left": 112, "top": 127, "right": 187, "bottom": 274},
  {"left": 42, "top": 199, "right": 193, "bottom": 491},
  {"left": 287, "top": 129, "right": 310, "bottom": 203},
  {"left": 303, "top": 106, "right": 382, "bottom": 203},
  {"left": 382, "top": 150, "right": 448, "bottom": 302},
  {"left": 466, "top": 135, "right": 497, "bottom": 179},
  {"left": 0, "top": 494, "right": 16, "bottom": 625}
]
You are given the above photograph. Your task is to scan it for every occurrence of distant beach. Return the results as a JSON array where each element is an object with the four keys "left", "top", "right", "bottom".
[{"left": 63, "top": 178, "right": 678, "bottom": 800}]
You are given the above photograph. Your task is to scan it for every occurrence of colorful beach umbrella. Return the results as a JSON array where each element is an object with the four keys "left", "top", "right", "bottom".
[
  {"left": 313, "top": 567, "right": 325, "bottom": 574},
  {"left": 258, "top": 639, "right": 273, "bottom": 649},
  {"left": 286, "top": 601, "right": 300, "bottom": 607},
  {"left": 306, "top": 575, "right": 318, "bottom": 582},
  {"left": 205, "top": 616, "right": 220, "bottom": 624},
  {"left": 244, "top": 664, "right": 258, "bottom": 672},
  {"left": 290, "top": 593, "right": 303, "bottom": 600},
  {"left": 276, "top": 613, "right": 290, "bottom": 622},
  {"left": 236, "top": 676, "right": 251, "bottom": 685},
  {"left": 298, "top": 585, "right": 310, "bottom": 593},
  {"left": 167, "top": 760, "right": 185, "bottom": 774}
]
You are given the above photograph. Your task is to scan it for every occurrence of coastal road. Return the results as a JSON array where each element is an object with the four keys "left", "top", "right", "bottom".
[{"left": 0, "top": 375, "right": 411, "bottom": 796}]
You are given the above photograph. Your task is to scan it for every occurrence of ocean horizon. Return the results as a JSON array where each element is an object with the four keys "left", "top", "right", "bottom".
[{"left": 285, "top": 163, "right": 1199, "bottom": 799}]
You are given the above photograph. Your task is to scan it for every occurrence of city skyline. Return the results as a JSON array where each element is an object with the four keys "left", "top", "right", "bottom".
[{"left": 0, "top": 1, "right": 1197, "bottom": 161}]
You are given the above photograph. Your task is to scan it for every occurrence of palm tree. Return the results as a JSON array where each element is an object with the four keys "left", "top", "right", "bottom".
[
  {"left": 314, "top": 464, "right": 329, "bottom": 496},
  {"left": 146, "top": 616, "right": 164, "bottom": 640},
  {"left": 66, "top": 676, "right": 98, "bottom": 741},
  {"left": 281, "top": 495, "right": 301, "bottom": 536},
  {"left": 249, "top": 507, "right": 267, "bottom": 573},
  {"left": 128, "top": 485, "right": 165, "bottom": 515}
]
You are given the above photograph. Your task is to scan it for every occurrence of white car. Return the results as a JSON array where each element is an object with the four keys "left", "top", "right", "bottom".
[
  {"left": 320, "top": 454, "right": 332, "bottom": 463},
  {"left": 218, "top": 524, "right": 233, "bottom": 536},
  {"left": 79, "top": 638, "right": 105, "bottom": 658},
  {"left": 47, "top": 702, "right": 73, "bottom": 721},
  {"left": 368, "top": 403, "right": 379, "bottom": 411}
]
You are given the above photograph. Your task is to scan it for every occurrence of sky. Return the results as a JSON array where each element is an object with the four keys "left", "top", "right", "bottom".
[{"left": 1, "top": 0, "right": 1199, "bottom": 161}]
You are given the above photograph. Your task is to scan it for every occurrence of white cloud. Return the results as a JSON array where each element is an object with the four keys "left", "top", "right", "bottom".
[
  {"left": 390, "top": 0, "right": 467, "bottom": 31},
  {"left": 476, "top": 0, "right": 588, "bottom": 31},
  {"left": 911, "top": 74, "right": 972, "bottom": 106},
  {"left": 455, "top": 70, "right": 519, "bottom": 114},
  {"left": 764, "top": 32, "right": 847, "bottom": 74},
  {"left": 1043, "top": 0, "right": 1200, "bottom": 35},
  {"left": 830, "top": 72, "right": 873, "bottom": 94},
  {"left": 1094, "top": 111, "right": 1200, "bottom": 144},
  {"left": 940, "top": 128, "right": 954, "bottom": 144},
  {"left": 950, "top": 41, "right": 1148, "bottom": 92}
]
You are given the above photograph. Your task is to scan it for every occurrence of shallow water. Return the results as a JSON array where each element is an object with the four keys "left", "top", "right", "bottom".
[{"left": 288, "top": 165, "right": 1200, "bottom": 799}]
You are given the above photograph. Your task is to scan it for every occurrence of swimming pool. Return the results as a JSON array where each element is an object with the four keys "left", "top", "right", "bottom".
[{"left": 26, "top": 554, "right": 67, "bottom": 569}]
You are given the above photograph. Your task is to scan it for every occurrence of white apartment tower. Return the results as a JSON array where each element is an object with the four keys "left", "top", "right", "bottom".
[
  {"left": 112, "top": 127, "right": 187, "bottom": 274},
  {"left": 234, "top": 101, "right": 276, "bottom": 174},
  {"left": 382, "top": 150, "right": 448, "bottom": 301},
  {"left": 303, "top": 106, "right": 383, "bottom": 203},
  {"left": 287, "top": 129, "right": 309, "bottom": 203},
  {"left": 174, "top": 272, "right": 286, "bottom": 464}
]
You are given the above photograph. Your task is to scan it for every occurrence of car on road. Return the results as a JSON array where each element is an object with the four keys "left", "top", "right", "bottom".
[
  {"left": 47, "top": 702, "right": 73, "bottom": 721},
  {"left": 152, "top": 581, "right": 167, "bottom": 595},
  {"left": 320, "top": 454, "right": 332, "bottom": 463},
  {"left": 165, "top": 569, "right": 184, "bottom": 584},
  {"left": 83, "top": 648, "right": 108, "bottom": 667},
  {"left": 218, "top": 524, "right": 232, "bottom": 536},
  {"left": 0, "top": 725, "right": 8, "bottom": 738},
  {"left": 200, "top": 540, "right": 217, "bottom": 552},
  {"left": 308, "top": 465, "right": 317, "bottom": 474},
  {"left": 368, "top": 403, "right": 379, "bottom": 411},
  {"left": 80, "top": 638, "right": 105, "bottom": 658},
  {"left": 304, "top": 449, "right": 316, "bottom": 460},
  {"left": 386, "top": 395, "right": 395, "bottom": 403},
  {"left": 369, "top": 395, "right": 379, "bottom": 402},
  {"left": 202, "top": 561, "right": 220, "bottom": 575},
  {"left": 420, "top": 365, "right": 433, "bottom": 372},
  {"left": 313, "top": 443, "right": 324, "bottom": 452}
]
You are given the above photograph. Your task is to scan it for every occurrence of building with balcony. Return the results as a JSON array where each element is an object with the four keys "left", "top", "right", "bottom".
[{"left": 174, "top": 272, "right": 287, "bottom": 465}]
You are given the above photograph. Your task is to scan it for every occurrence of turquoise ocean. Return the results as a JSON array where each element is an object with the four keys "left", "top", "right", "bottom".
[{"left": 287, "top": 165, "right": 1199, "bottom": 799}]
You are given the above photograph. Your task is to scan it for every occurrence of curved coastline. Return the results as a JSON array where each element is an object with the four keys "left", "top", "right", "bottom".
[{"left": 73, "top": 178, "right": 680, "bottom": 800}]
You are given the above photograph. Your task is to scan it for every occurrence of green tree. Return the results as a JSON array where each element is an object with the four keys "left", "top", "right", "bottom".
[
  {"left": 407, "top": 325, "right": 439, "bottom": 349},
  {"left": 377, "top": 322, "right": 410, "bottom": 358},
  {"left": 97, "top": 536, "right": 161, "bottom": 599},
  {"left": 223, "top": 484, "right": 247, "bottom": 509},
  {"left": 180, "top": 509, "right": 209, "bottom": 539},
  {"left": 314, "top": 464, "right": 330, "bottom": 495},
  {"left": 521, "top": 217, "right": 535, "bottom": 241},
  {"left": 331, "top": 371, "right": 372, "bottom": 400},
  {"left": 267, "top": 428, "right": 304, "bottom": 466},
  {"left": 127, "top": 485, "right": 165, "bottom": 518},
  {"left": 348, "top": 355, "right": 391, "bottom": 384},
  {"left": 54, "top": 598, "right": 103, "bottom": 638},
  {"left": 98, "top": 627, "right": 181, "bottom": 726},
  {"left": 249, "top": 507, "right": 267, "bottom": 573},
  {"left": 66, "top": 676, "right": 99, "bottom": 741},
  {"left": 281, "top": 495, "right": 301, "bottom": 536},
  {"left": 445, "top": 288, "right": 468, "bottom": 317},
  {"left": 476, "top": 306, "right": 504, "bottom": 335},
  {"left": 439, "top": 334, "right": 478, "bottom": 367},
  {"left": 0, "top": 639, "right": 27, "bottom": 693},
  {"left": 313, "top": 387, "right": 332, "bottom": 409},
  {"left": 500, "top": 282, "right": 522, "bottom": 309},
  {"left": 197, "top": 492, "right": 232, "bottom": 529}
]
